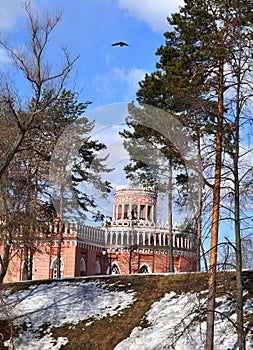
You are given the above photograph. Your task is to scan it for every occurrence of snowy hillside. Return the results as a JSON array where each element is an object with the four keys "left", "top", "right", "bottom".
[{"left": 0, "top": 272, "right": 253, "bottom": 350}]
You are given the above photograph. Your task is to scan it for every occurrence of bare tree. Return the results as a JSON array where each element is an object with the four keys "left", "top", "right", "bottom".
[
  {"left": 0, "top": 1, "right": 79, "bottom": 181},
  {"left": 0, "top": 2, "right": 78, "bottom": 283}
]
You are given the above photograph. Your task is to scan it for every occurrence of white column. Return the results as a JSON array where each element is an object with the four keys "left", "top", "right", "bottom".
[
  {"left": 154, "top": 205, "right": 156, "bottom": 222},
  {"left": 129, "top": 204, "right": 132, "bottom": 219},
  {"left": 151, "top": 205, "right": 155, "bottom": 221},
  {"left": 173, "top": 234, "right": 176, "bottom": 247},
  {"left": 153, "top": 233, "right": 156, "bottom": 246}
]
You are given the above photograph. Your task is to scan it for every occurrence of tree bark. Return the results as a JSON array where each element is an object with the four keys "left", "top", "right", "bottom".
[
  {"left": 168, "top": 160, "right": 174, "bottom": 272},
  {"left": 0, "top": 244, "right": 11, "bottom": 283},
  {"left": 234, "top": 67, "right": 245, "bottom": 350},
  {"left": 196, "top": 136, "right": 203, "bottom": 272},
  {"left": 56, "top": 185, "right": 64, "bottom": 278},
  {"left": 206, "top": 58, "right": 225, "bottom": 350},
  {"left": 0, "top": 195, "right": 11, "bottom": 283}
]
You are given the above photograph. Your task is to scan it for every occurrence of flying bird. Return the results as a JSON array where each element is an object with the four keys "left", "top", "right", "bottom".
[{"left": 111, "top": 41, "right": 129, "bottom": 47}]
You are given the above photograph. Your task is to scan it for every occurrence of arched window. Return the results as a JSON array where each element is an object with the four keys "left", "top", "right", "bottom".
[
  {"left": 51, "top": 258, "right": 64, "bottom": 278},
  {"left": 80, "top": 258, "right": 86, "bottom": 276},
  {"left": 139, "top": 264, "right": 150, "bottom": 274},
  {"left": 96, "top": 261, "right": 101, "bottom": 274},
  {"left": 111, "top": 263, "right": 120, "bottom": 275}
]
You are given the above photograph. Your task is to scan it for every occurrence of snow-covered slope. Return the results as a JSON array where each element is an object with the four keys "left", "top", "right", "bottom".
[{"left": 1, "top": 274, "right": 253, "bottom": 349}]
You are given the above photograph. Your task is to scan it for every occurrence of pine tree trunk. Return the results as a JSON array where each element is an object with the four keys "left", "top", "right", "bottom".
[
  {"left": 168, "top": 160, "right": 174, "bottom": 272},
  {"left": 234, "top": 72, "right": 245, "bottom": 350},
  {"left": 206, "top": 58, "right": 225, "bottom": 350},
  {"left": 234, "top": 150, "right": 245, "bottom": 350},
  {"left": 57, "top": 185, "right": 64, "bottom": 278},
  {"left": 196, "top": 136, "right": 202, "bottom": 272}
]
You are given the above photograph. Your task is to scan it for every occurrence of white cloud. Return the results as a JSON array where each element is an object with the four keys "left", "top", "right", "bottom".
[
  {"left": 93, "top": 67, "right": 146, "bottom": 101},
  {"left": 117, "top": 0, "right": 185, "bottom": 32},
  {"left": 0, "top": 0, "right": 24, "bottom": 32},
  {"left": 112, "top": 67, "right": 146, "bottom": 99},
  {"left": 120, "top": 67, "right": 145, "bottom": 88}
]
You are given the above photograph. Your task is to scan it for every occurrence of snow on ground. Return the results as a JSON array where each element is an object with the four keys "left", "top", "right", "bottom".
[
  {"left": 1, "top": 278, "right": 253, "bottom": 350},
  {"left": 1, "top": 279, "right": 136, "bottom": 350},
  {"left": 115, "top": 291, "right": 253, "bottom": 350}
]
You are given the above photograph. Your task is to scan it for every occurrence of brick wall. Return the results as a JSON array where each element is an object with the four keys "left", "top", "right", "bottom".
[{"left": 109, "top": 250, "right": 193, "bottom": 275}]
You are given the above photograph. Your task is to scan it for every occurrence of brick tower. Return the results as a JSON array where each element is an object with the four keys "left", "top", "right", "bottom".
[{"left": 103, "top": 185, "right": 197, "bottom": 274}]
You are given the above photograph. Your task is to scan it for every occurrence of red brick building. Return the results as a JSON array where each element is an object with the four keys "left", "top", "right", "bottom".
[{"left": 2, "top": 186, "right": 197, "bottom": 283}]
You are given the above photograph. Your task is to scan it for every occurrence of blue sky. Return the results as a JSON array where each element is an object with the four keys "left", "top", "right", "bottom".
[
  {"left": 0, "top": 0, "right": 184, "bottom": 113},
  {"left": 0, "top": 0, "right": 187, "bottom": 223},
  {"left": 0, "top": 0, "right": 206, "bottom": 233}
]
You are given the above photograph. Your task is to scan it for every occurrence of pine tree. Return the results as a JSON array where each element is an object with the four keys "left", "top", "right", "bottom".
[{"left": 122, "top": 0, "right": 253, "bottom": 348}]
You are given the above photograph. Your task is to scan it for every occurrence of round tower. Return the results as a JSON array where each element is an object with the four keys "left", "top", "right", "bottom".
[
  {"left": 102, "top": 185, "right": 197, "bottom": 275},
  {"left": 112, "top": 185, "right": 157, "bottom": 225}
]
